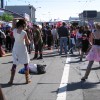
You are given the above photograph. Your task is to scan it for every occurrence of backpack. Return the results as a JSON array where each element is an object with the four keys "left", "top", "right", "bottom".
[{"left": 37, "top": 64, "right": 46, "bottom": 74}]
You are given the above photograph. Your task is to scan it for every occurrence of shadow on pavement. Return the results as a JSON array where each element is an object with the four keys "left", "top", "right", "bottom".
[
  {"left": 69, "top": 60, "right": 86, "bottom": 63},
  {"left": 0, "top": 83, "right": 12, "bottom": 88},
  {"left": 2, "top": 61, "right": 13, "bottom": 64},
  {"left": 68, "top": 58, "right": 87, "bottom": 63},
  {"left": 81, "top": 66, "right": 100, "bottom": 70},
  {"left": 67, "top": 81, "right": 100, "bottom": 91},
  {"left": 69, "top": 54, "right": 79, "bottom": 57},
  {"left": 81, "top": 81, "right": 100, "bottom": 89},
  {"left": 43, "top": 54, "right": 59, "bottom": 58},
  {"left": 43, "top": 50, "right": 59, "bottom": 55},
  {"left": 0, "top": 82, "right": 26, "bottom": 88},
  {"left": 30, "top": 54, "right": 59, "bottom": 60},
  {"left": 37, "top": 82, "right": 60, "bottom": 84},
  {"left": 55, "top": 81, "right": 100, "bottom": 94}
]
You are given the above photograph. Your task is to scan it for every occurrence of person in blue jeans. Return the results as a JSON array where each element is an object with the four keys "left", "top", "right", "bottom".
[
  {"left": 59, "top": 37, "right": 68, "bottom": 55},
  {"left": 69, "top": 32, "right": 76, "bottom": 54},
  {"left": 58, "top": 22, "right": 69, "bottom": 55}
]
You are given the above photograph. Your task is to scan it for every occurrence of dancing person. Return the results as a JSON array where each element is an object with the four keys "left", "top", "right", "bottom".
[
  {"left": 8, "top": 19, "right": 31, "bottom": 84},
  {"left": 81, "top": 24, "right": 100, "bottom": 81}
]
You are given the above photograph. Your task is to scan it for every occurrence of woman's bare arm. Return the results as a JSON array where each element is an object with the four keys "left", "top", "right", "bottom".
[
  {"left": 89, "top": 32, "right": 94, "bottom": 45},
  {"left": 24, "top": 34, "right": 31, "bottom": 45}
]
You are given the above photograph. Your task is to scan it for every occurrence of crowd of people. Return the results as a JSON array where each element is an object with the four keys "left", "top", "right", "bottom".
[
  {"left": 0, "top": 20, "right": 100, "bottom": 61},
  {"left": 0, "top": 25, "right": 14, "bottom": 57},
  {"left": 0, "top": 20, "right": 99, "bottom": 74}
]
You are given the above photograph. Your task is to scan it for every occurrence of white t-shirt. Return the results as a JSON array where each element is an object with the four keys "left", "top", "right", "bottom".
[
  {"left": 29, "top": 63, "right": 38, "bottom": 73},
  {"left": 51, "top": 28, "right": 59, "bottom": 39},
  {"left": 76, "top": 32, "right": 82, "bottom": 39}
]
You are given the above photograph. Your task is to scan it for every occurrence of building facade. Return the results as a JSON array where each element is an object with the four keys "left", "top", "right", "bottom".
[
  {"left": 5, "top": 5, "right": 36, "bottom": 22},
  {"left": 79, "top": 10, "right": 100, "bottom": 23}
]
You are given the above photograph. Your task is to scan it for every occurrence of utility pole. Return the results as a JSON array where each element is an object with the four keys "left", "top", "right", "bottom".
[{"left": 1, "top": 0, "right": 4, "bottom": 8}]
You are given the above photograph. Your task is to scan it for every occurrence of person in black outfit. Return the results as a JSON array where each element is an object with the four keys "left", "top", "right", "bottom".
[
  {"left": 5, "top": 28, "right": 12, "bottom": 52},
  {"left": 0, "top": 30, "right": 6, "bottom": 57},
  {"left": 83, "top": 26, "right": 91, "bottom": 38},
  {"left": 58, "top": 22, "right": 69, "bottom": 55},
  {"left": 46, "top": 27, "right": 53, "bottom": 50},
  {"left": 80, "top": 34, "right": 89, "bottom": 61}
]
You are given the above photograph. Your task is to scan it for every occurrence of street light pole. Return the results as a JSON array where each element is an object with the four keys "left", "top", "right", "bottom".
[
  {"left": 1, "top": 0, "right": 4, "bottom": 8},
  {"left": 6, "top": 0, "right": 7, "bottom": 6}
]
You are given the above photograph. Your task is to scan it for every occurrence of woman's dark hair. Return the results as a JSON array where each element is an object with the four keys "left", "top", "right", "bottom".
[{"left": 16, "top": 19, "right": 26, "bottom": 28}]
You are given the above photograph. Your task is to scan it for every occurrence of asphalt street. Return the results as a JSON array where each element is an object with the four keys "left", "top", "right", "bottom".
[{"left": 0, "top": 49, "right": 100, "bottom": 100}]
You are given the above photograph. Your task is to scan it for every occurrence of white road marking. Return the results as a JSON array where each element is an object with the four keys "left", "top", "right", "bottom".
[{"left": 56, "top": 57, "right": 70, "bottom": 100}]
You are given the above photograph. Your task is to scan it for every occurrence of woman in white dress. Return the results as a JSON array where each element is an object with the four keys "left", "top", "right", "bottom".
[{"left": 8, "top": 19, "right": 31, "bottom": 84}]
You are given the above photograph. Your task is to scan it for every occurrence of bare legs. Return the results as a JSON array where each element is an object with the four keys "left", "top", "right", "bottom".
[
  {"left": 24, "top": 64, "right": 31, "bottom": 84},
  {"left": 81, "top": 61, "right": 94, "bottom": 81},
  {"left": 8, "top": 64, "right": 16, "bottom": 84},
  {"left": 8, "top": 63, "right": 31, "bottom": 84}
]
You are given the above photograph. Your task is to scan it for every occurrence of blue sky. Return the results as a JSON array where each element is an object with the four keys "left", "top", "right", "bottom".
[{"left": 4, "top": 0, "right": 99, "bottom": 21}]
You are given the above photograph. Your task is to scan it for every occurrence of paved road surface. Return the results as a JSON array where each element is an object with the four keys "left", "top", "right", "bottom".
[{"left": 0, "top": 49, "right": 100, "bottom": 100}]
